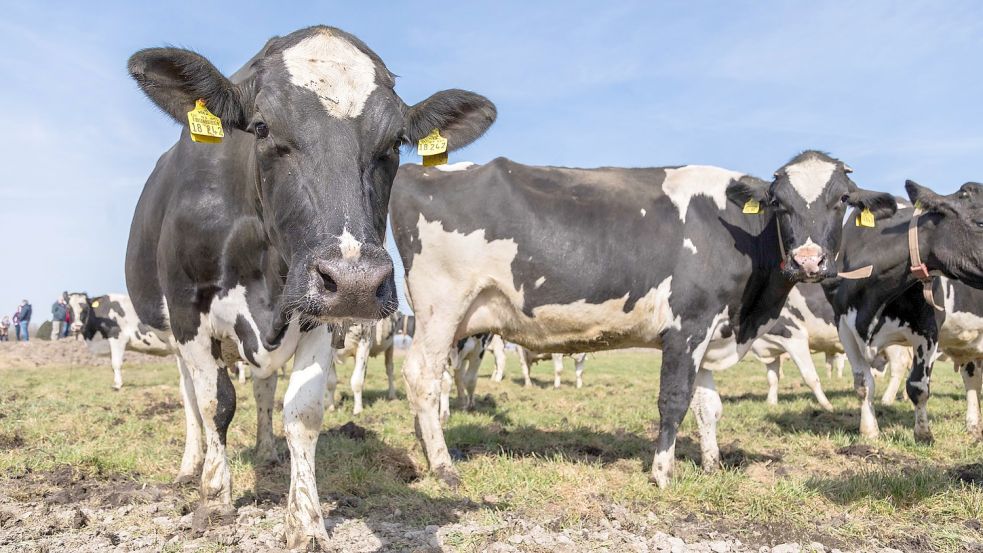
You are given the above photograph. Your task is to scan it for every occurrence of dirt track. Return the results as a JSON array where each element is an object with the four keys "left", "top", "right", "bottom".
[{"left": 0, "top": 339, "right": 171, "bottom": 369}]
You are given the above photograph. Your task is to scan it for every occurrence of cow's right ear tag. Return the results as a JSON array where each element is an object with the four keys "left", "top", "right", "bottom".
[
  {"left": 418, "top": 129, "right": 448, "bottom": 167},
  {"left": 91, "top": 300, "right": 100, "bottom": 308},
  {"left": 743, "top": 199, "right": 761, "bottom": 214},
  {"left": 187, "top": 99, "right": 224, "bottom": 144}
]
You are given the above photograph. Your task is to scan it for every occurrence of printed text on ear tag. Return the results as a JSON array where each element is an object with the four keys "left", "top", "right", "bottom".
[
  {"left": 856, "top": 208, "right": 875, "bottom": 227},
  {"left": 187, "top": 99, "right": 224, "bottom": 144},
  {"left": 418, "top": 129, "right": 448, "bottom": 167},
  {"left": 742, "top": 199, "right": 761, "bottom": 214}
]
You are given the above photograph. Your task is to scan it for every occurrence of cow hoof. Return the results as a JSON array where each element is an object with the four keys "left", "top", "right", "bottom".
[
  {"left": 173, "top": 473, "right": 197, "bottom": 486},
  {"left": 387, "top": 392, "right": 397, "bottom": 401},
  {"left": 434, "top": 466, "right": 461, "bottom": 489},
  {"left": 254, "top": 447, "right": 281, "bottom": 467},
  {"left": 352, "top": 406, "right": 363, "bottom": 416},
  {"left": 818, "top": 400, "right": 834, "bottom": 412},
  {"left": 649, "top": 472, "right": 671, "bottom": 489},
  {"left": 112, "top": 386, "right": 122, "bottom": 392},
  {"left": 285, "top": 529, "right": 329, "bottom": 552},
  {"left": 914, "top": 429, "right": 934, "bottom": 444},
  {"left": 191, "top": 503, "right": 236, "bottom": 534}
]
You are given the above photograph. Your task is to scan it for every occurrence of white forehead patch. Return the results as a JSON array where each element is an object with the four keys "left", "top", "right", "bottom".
[
  {"left": 338, "top": 228, "right": 362, "bottom": 260},
  {"left": 282, "top": 32, "right": 378, "bottom": 119},
  {"left": 663, "top": 165, "right": 745, "bottom": 222},
  {"left": 784, "top": 157, "right": 836, "bottom": 207}
]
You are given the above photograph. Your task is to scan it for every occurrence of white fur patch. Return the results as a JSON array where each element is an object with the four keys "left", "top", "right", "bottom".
[
  {"left": 338, "top": 228, "right": 362, "bottom": 260},
  {"left": 435, "top": 161, "right": 475, "bottom": 172},
  {"left": 282, "top": 32, "right": 378, "bottom": 119},
  {"left": 640, "top": 208, "right": 647, "bottom": 217},
  {"left": 682, "top": 239, "right": 697, "bottom": 255},
  {"left": 534, "top": 276, "right": 547, "bottom": 288},
  {"left": 662, "top": 165, "right": 745, "bottom": 223},
  {"left": 785, "top": 157, "right": 836, "bottom": 207}
]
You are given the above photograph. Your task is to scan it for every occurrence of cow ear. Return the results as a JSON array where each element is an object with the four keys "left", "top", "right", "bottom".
[
  {"left": 906, "top": 179, "right": 958, "bottom": 216},
  {"left": 406, "top": 90, "right": 496, "bottom": 151},
  {"left": 128, "top": 48, "right": 249, "bottom": 130},
  {"left": 843, "top": 189, "right": 897, "bottom": 220},
  {"left": 726, "top": 176, "right": 770, "bottom": 207}
]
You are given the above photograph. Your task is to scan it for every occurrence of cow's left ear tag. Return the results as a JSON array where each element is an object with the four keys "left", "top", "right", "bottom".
[
  {"left": 856, "top": 207, "right": 875, "bottom": 227},
  {"left": 90, "top": 300, "right": 100, "bottom": 308},
  {"left": 418, "top": 129, "right": 448, "bottom": 167},
  {"left": 742, "top": 199, "right": 761, "bottom": 214},
  {"left": 187, "top": 99, "right": 224, "bottom": 144}
]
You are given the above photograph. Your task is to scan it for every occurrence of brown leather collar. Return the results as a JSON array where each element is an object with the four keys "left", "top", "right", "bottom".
[{"left": 908, "top": 206, "right": 944, "bottom": 311}]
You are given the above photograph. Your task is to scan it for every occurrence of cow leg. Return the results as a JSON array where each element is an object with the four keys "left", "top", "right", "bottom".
[
  {"left": 109, "top": 337, "right": 125, "bottom": 390},
  {"left": 651, "top": 327, "right": 705, "bottom": 488},
  {"left": 552, "top": 354, "right": 564, "bottom": 389},
  {"left": 765, "top": 359, "right": 781, "bottom": 406},
  {"left": 237, "top": 362, "right": 247, "bottom": 384},
  {"left": 574, "top": 353, "right": 587, "bottom": 389},
  {"left": 824, "top": 353, "right": 834, "bottom": 380},
  {"left": 785, "top": 338, "right": 833, "bottom": 411},
  {"left": 961, "top": 361, "right": 982, "bottom": 438},
  {"left": 252, "top": 371, "right": 278, "bottom": 465},
  {"left": 283, "top": 325, "right": 332, "bottom": 550},
  {"left": 464, "top": 352, "right": 481, "bottom": 410},
  {"left": 385, "top": 345, "right": 397, "bottom": 400},
  {"left": 906, "top": 336, "right": 938, "bottom": 443},
  {"left": 180, "top": 341, "right": 237, "bottom": 532},
  {"left": 880, "top": 346, "right": 909, "bottom": 406},
  {"left": 834, "top": 353, "right": 846, "bottom": 379},
  {"left": 490, "top": 335, "right": 507, "bottom": 382},
  {"left": 840, "top": 328, "right": 879, "bottom": 439},
  {"left": 175, "top": 355, "right": 204, "bottom": 485},
  {"left": 350, "top": 336, "right": 371, "bottom": 415},
  {"left": 519, "top": 349, "right": 533, "bottom": 387},
  {"left": 324, "top": 354, "right": 338, "bottom": 412},
  {"left": 690, "top": 367, "right": 723, "bottom": 472},
  {"left": 440, "top": 366, "right": 453, "bottom": 424},
  {"left": 403, "top": 327, "right": 459, "bottom": 487},
  {"left": 454, "top": 349, "right": 469, "bottom": 411}
]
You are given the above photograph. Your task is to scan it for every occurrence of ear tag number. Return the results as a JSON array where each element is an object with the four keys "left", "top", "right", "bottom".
[
  {"left": 742, "top": 199, "right": 761, "bottom": 214},
  {"left": 418, "top": 129, "right": 448, "bottom": 166},
  {"left": 187, "top": 99, "right": 224, "bottom": 144},
  {"left": 856, "top": 207, "right": 875, "bottom": 227}
]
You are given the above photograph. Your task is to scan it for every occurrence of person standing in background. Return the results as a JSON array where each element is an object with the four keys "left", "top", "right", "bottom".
[
  {"left": 51, "top": 298, "right": 67, "bottom": 340},
  {"left": 0, "top": 315, "right": 10, "bottom": 341},
  {"left": 18, "top": 300, "right": 31, "bottom": 342},
  {"left": 12, "top": 305, "right": 21, "bottom": 341}
]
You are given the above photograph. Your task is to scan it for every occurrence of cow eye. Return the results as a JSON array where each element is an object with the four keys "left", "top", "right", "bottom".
[
  {"left": 840, "top": 194, "right": 850, "bottom": 203},
  {"left": 254, "top": 122, "right": 269, "bottom": 139}
]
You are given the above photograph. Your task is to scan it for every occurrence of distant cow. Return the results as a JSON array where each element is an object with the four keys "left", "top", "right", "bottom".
[
  {"left": 125, "top": 25, "right": 495, "bottom": 547},
  {"left": 392, "top": 152, "right": 895, "bottom": 488},
  {"left": 516, "top": 347, "right": 588, "bottom": 389},
  {"left": 828, "top": 181, "right": 983, "bottom": 442},
  {"left": 66, "top": 293, "right": 173, "bottom": 389},
  {"left": 331, "top": 313, "right": 398, "bottom": 414}
]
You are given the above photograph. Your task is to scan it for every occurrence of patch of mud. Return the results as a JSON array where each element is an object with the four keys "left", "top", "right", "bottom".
[
  {"left": 0, "top": 432, "right": 25, "bottom": 449},
  {"left": 950, "top": 463, "right": 983, "bottom": 485},
  {"left": 835, "top": 444, "right": 901, "bottom": 464},
  {"left": 328, "top": 421, "right": 368, "bottom": 441},
  {"left": 140, "top": 399, "right": 182, "bottom": 417},
  {"left": 0, "top": 340, "right": 171, "bottom": 370}
]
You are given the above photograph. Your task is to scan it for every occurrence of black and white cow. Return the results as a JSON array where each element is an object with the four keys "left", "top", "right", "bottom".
[
  {"left": 938, "top": 279, "right": 983, "bottom": 435},
  {"left": 828, "top": 181, "right": 983, "bottom": 442},
  {"left": 330, "top": 313, "right": 398, "bottom": 414},
  {"left": 391, "top": 152, "right": 895, "bottom": 487},
  {"left": 66, "top": 293, "right": 173, "bottom": 389},
  {"left": 126, "top": 26, "right": 495, "bottom": 547}
]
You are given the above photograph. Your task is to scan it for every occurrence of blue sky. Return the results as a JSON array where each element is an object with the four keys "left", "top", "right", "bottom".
[{"left": 1, "top": 1, "right": 982, "bottom": 320}]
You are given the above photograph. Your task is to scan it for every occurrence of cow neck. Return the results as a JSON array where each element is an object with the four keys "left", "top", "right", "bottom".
[{"left": 909, "top": 207, "right": 944, "bottom": 311}]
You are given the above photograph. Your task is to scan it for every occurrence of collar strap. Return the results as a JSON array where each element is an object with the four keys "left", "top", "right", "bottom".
[{"left": 908, "top": 207, "right": 944, "bottom": 311}]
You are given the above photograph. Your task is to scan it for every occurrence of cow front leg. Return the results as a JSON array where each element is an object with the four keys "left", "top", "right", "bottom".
[
  {"left": 453, "top": 351, "right": 469, "bottom": 411},
  {"left": 765, "top": 359, "right": 781, "bottom": 406},
  {"left": 690, "top": 368, "right": 722, "bottom": 472},
  {"left": 323, "top": 355, "right": 338, "bottom": 412},
  {"left": 880, "top": 346, "right": 909, "bottom": 406},
  {"left": 283, "top": 325, "right": 331, "bottom": 550},
  {"left": 785, "top": 339, "right": 833, "bottom": 411},
  {"left": 181, "top": 341, "right": 237, "bottom": 532},
  {"left": 961, "top": 361, "right": 982, "bottom": 439},
  {"left": 384, "top": 345, "right": 397, "bottom": 400},
  {"left": 404, "top": 337, "right": 459, "bottom": 487},
  {"left": 519, "top": 349, "right": 533, "bottom": 387},
  {"left": 252, "top": 371, "right": 279, "bottom": 465},
  {"left": 574, "top": 353, "right": 587, "bottom": 389},
  {"left": 350, "top": 337, "right": 371, "bottom": 415},
  {"left": 651, "top": 329, "right": 702, "bottom": 488},
  {"left": 490, "top": 335, "right": 507, "bottom": 382},
  {"left": 906, "top": 337, "right": 937, "bottom": 443},
  {"left": 464, "top": 354, "right": 481, "bottom": 409},
  {"left": 175, "top": 356, "right": 204, "bottom": 485},
  {"left": 109, "top": 338, "right": 125, "bottom": 390}
]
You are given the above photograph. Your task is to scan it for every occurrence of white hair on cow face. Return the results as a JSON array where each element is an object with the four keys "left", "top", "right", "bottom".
[
  {"left": 784, "top": 156, "right": 837, "bottom": 207},
  {"left": 282, "top": 30, "right": 378, "bottom": 119}
]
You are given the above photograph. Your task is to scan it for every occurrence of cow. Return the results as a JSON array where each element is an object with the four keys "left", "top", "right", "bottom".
[
  {"left": 330, "top": 313, "right": 398, "bottom": 414},
  {"left": 827, "top": 181, "right": 983, "bottom": 443},
  {"left": 516, "top": 347, "right": 589, "bottom": 389},
  {"left": 391, "top": 152, "right": 896, "bottom": 488},
  {"left": 938, "top": 279, "right": 983, "bottom": 435},
  {"left": 66, "top": 293, "right": 173, "bottom": 389},
  {"left": 125, "top": 26, "right": 495, "bottom": 548}
]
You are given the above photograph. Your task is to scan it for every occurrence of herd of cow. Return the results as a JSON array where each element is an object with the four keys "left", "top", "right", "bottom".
[{"left": 57, "top": 25, "right": 983, "bottom": 548}]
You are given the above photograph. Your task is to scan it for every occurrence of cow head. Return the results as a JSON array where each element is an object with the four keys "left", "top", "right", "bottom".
[
  {"left": 728, "top": 151, "right": 896, "bottom": 282},
  {"left": 906, "top": 180, "right": 983, "bottom": 287},
  {"left": 66, "top": 292, "right": 89, "bottom": 335},
  {"left": 128, "top": 26, "right": 496, "bottom": 323}
]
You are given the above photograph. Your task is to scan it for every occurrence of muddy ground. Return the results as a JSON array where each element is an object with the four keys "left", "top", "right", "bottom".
[{"left": 0, "top": 339, "right": 170, "bottom": 369}]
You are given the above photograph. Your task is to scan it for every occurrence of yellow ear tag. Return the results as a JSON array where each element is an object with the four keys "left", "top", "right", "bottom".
[
  {"left": 742, "top": 199, "right": 761, "bottom": 214},
  {"left": 187, "top": 99, "right": 224, "bottom": 144},
  {"left": 914, "top": 200, "right": 923, "bottom": 210},
  {"left": 90, "top": 300, "right": 100, "bottom": 308},
  {"left": 856, "top": 207, "right": 875, "bottom": 227},
  {"left": 418, "top": 129, "right": 448, "bottom": 167}
]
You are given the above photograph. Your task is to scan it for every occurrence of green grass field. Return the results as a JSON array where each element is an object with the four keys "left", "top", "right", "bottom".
[{"left": 2, "top": 350, "right": 982, "bottom": 552}]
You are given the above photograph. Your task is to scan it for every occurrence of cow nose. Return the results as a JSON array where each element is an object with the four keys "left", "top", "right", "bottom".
[
  {"left": 792, "top": 252, "right": 826, "bottom": 277},
  {"left": 315, "top": 250, "right": 395, "bottom": 318}
]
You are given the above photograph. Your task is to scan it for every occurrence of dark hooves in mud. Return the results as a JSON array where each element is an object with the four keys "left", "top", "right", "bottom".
[
  {"left": 435, "top": 466, "right": 461, "bottom": 489},
  {"left": 191, "top": 504, "right": 236, "bottom": 534},
  {"left": 173, "top": 474, "right": 198, "bottom": 487}
]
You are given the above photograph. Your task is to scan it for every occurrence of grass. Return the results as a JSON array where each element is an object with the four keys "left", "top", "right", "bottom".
[{"left": 2, "top": 350, "right": 982, "bottom": 552}]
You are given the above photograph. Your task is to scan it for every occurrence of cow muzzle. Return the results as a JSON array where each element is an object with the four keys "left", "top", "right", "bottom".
[
  {"left": 788, "top": 242, "right": 833, "bottom": 282},
  {"left": 312, "top": 245, "right": 396, "bottom": 320}
]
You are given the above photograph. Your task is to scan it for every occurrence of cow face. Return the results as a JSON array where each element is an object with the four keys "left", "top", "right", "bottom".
[
  {"left": 906, "top": 180, "right": 983, "bottom": 287},
  {"left": 66, "top": 293, "right": 89, "bottom": 334},
  {"left": 729, "top": 151, "right": 896, "bottom": 282},
  {"left": 128, "top": 26, "right": 496, "bottom": 323}
]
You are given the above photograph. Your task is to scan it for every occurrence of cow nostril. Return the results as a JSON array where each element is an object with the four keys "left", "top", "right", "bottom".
[
  {"left": 375, "top": 281, "right": 388, "bottom": 301},
  {"left": 321, "top": 270, "right": 338, "bottom": 293}
]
